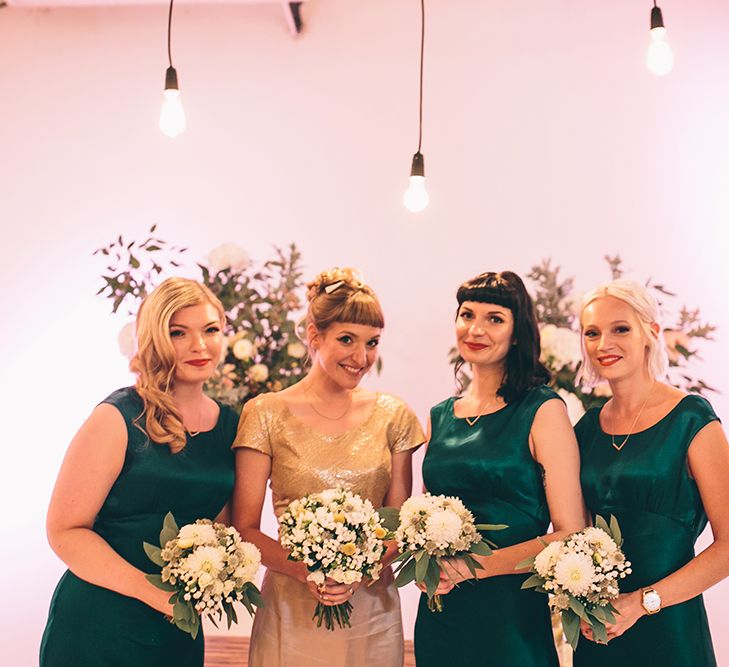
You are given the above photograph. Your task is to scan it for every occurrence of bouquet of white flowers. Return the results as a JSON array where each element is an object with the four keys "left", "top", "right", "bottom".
[
  {"left": 278, "top": 488, "right": 390, "bottom": 630},
  {"left": 144, "top": 513, "right": 264, "bottom": 638},
  {"left": 383, "top": 493, "right": 506, "bottom": 612},
  {"left": 520, "top": 515, "right": 632, "bottom": 650}
]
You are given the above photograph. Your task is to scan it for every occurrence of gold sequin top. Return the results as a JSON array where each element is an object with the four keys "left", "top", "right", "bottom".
[{"left": 233, "top": 392, "right": 425, "bottom": 518}]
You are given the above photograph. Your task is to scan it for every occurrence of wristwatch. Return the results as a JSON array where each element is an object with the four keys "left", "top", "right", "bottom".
[{"left": 641, "top": 587, "right": 662, "bottom": 615}]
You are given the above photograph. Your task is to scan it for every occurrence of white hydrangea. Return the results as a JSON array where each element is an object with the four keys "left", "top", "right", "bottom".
[
  {"left": 117, "top": 321, "right": 137, "bottom": 360},
  {"left": 232, "top": 338, "right": 255, "bottom": 361},
  {"left": 207, "top": 242, "right": 250, "bottom": 274},
  {"left": 287, "top": 341, "right": 307, "bottom": 359},
  {"left": 248, "top": 363, "right": 269, "bottom": 383},
  {"left": 540, "top": 324, "right": 582, "bottom": 370}
]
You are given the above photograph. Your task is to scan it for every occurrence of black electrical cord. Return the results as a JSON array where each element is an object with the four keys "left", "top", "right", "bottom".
[
  {"left": 417, "top": 0, "right": 424, "bottom": 153},
  {"left": 167, "top": 0, "right": 174, "bottom": 68}
]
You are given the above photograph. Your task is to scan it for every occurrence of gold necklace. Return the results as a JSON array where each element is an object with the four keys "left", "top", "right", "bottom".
[
  {"left": 463, "top": 394, "right": 495, "bottom": 427},
  {"left": 610, "top": 382, "right": 656, "bottom": 452},
  {"left": 304, "top": 384, "right": 353, "bottom": 421},
  {"left": 184, "top": 398, "right": 206, "bottom": 437}
]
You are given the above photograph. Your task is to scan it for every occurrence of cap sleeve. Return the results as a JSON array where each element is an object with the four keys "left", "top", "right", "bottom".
[
  {"left": 232, "top": 394, "right": 273, "bottom": 456},
  {"left": 388, "top": 398, "right": 425, "bottom": 454}
]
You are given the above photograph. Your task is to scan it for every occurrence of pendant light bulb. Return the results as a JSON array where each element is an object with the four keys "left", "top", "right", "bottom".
[
  {"left": 159, "top": 66, "right": 186, "bottom": 138},
  {"left": 646, "top": 6, "right": 674, "bottom": 76},
  {"left": 403, "top": 152, "right": 429, "bottom": 213}
]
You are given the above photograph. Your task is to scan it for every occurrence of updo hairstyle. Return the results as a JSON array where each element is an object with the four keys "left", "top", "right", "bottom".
[{"left": 304, "top": 267, "right": 385, "bottom": 333}]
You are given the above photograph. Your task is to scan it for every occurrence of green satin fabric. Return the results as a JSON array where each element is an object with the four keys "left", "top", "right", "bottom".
[
  {"left": 575, "top": 394, "right": 719, "bottom": 666},
  {"left": 40, "top": 387, "right": 237, "bottom": 667},
  {"left": 414, "top": 386, "right": 560, "bottom": 667}
]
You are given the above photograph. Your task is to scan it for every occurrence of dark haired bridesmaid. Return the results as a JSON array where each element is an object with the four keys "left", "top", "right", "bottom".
[{"left": 414, "top": 271, "right": 588, "bottom": 667}]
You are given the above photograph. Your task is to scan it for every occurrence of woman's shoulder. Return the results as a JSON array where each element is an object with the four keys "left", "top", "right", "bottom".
[
  {"left": 243, "top": 391, "right": 286, "bottom": 414},
  {"left": 429, "top": 396, "right": 455, "bottom": 415},
  {"left": 514, "top": 384, "right": 561, "bottom": 412},
  {"left": 99, "top": 386, "right": 143, "bottom": 417},
  {"left": 672, "top": 392, "right": 720, "bottom": 424},
  {"left": 376, "top": 392, "right": 418, "bottom": 418},
  {"left": 525, "top": 384, "right": 561, "bottom": 403}
]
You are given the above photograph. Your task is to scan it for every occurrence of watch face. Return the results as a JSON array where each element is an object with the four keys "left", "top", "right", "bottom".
[{"left": 643, "top": 591, "right": 661, "bottom": 612}]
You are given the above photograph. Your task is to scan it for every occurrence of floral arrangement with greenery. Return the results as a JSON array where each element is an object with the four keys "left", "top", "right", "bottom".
[
  {"left": 451, "top": 256, "right": 716, "bottom": 422},
  {"left": 95, "top": 225, "right": 307, "bottom": 409}
]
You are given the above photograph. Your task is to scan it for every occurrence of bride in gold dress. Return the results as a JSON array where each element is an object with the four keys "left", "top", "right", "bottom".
[{"left": 232, "top": 268, "right": 425, "bottom": 667}]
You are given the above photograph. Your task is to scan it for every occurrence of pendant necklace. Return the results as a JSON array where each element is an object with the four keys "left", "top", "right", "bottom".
[
  {"left": 464, "top": 394, "right": 495, "bottom": 427},
  {"left": 185, "top": 399, "right": 205, "bottom": 437},
  {"left": 610, "top": 381, "right": 656, "bottom": 452}
]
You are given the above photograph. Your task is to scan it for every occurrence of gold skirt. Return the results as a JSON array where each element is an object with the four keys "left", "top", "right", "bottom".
[{"left": 248, "top": 568, "right": 404, "bottom": 667}]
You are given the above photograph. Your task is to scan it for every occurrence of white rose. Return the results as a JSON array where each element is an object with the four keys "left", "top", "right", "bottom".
[
  {"left": 306, "top": 571, "right": 325, "bottom": 586},
  {"left": 207, "top": 243, "right": 250, "bottom": 274},
  {"left": 233, "top": 338, "right": 255, "bottom": 361},
  {"left": 557, "top": 389, "right": 586, "bottom": 425},
  {"left": 248, "top": 363, "right": 269, "bottom": 383},
  {"left": 118, "top": 321, "right": 137, "bottom": 360},
  {"left": 287, "top": 341, "right": 307, "bottom": 359},
  {"left": 198, "top": 571, "right": 213, "bottom": 589}
]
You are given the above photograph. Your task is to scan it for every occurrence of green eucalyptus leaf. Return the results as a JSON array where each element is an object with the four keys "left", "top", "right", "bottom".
[
  {"left": 143, "top": 542, "right": 165, "bottom": 567},
  {"left": 609, "top": 515, "right": 622, "bottom": 545},
  {"left": 591, "top": 621, "right": 608, "bottom": 645},
  {"left": 470, "top": 540, "right": 492, "bottom": 557},
  {"left": 377, "top": 507, "right": 401, "bottom": 532},
  {"left": 244, "top": 583, "right": 265, "bottom": 608},
  {"left": 561, "top": 610, "right": 581, "bottom": 651},
  {"left": 520, "top": 573, "right": 545, "bottom": 590},
  {"left": 159, "top": 512, "right": 179, "bottom": 547},
  {"left": 424, "top": 558, "right": 441, "bottom": 598},
  {"left": 515, "top": 556, "right": 535, "bottom": 570},
  {"left": 594, "top": 515, "right": 610, "bottom": 534},
  {"left": 144, "top": 574, "right": 176, "bottom": 592},
  {"left": 415, "top": 552, "right": 431, "bottom": 583},
  {"left": 568, "top": 597, "right": 589, "bottom": 620},
  {"left": 474, "top": 523, "right": 508, "bottom": 531},
  {"left": 394, "top": 557, "right": 417, "bottom": 588}
]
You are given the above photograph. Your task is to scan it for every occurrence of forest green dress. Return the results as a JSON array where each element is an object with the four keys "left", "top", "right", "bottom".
[
  {"left": 415, "top": 386, "right": 560, "bottom": 667},
  {"left": 575, "top": 394, "right": 719, "bottom": 666},
  {"left": 39, "top": 387, "right": 237, "bottom": 667}
]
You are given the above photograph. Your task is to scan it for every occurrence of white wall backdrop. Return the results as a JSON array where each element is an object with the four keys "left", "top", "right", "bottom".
[{"left": 2, "top": 1, "right": 729, "bottom": 664}]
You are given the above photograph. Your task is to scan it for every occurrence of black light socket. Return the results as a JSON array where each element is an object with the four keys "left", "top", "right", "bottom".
[
  {"left": 650, "top": 6, "right": 665, "bottom": 30},
  {"left": 164, "top": 66, "right": 179, "bottom": 91},
  {"left": 409, "top": 152, "right": 425, "bottom": 177}
]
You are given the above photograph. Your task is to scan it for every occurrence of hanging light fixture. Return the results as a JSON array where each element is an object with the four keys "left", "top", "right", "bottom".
[
  {"left": 159, "top": 0, "right": 186, "bottom": 138},
  {"left": 646, "top": 2, "right": 674, "bottom": 76},
  {"left": 403, "top": 0, "right": 429, "bottom": 213}
]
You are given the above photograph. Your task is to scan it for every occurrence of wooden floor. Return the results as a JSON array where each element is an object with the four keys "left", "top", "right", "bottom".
[{"left": 204, "top": 636, "right": 416, "bottom": 666}]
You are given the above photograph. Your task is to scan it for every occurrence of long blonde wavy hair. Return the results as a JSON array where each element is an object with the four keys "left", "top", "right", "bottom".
[{"left": 130, "top": 277, "right": 225, "bottom": 453}]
